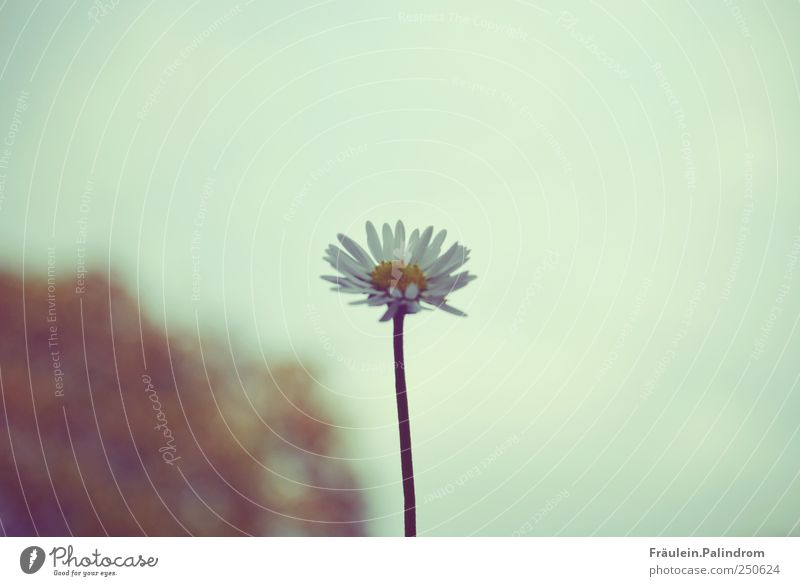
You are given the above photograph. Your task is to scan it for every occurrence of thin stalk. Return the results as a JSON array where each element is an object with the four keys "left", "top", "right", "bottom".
[{"left": 392, "top": 310, "right": 416, "bottom": 537}]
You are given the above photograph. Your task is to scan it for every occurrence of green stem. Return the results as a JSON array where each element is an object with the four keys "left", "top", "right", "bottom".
[{"left": 392, "top": 310, "right": 416, "bottom": 537}]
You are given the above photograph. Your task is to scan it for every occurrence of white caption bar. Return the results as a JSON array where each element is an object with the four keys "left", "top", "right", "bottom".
[{"left": 1, "top": 537, "right": 797, "bottom": 584}]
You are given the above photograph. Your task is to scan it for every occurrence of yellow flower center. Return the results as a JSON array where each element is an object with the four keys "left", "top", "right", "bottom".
[{"left": 371, "top": 261, "right": 427, "bottom": 293}]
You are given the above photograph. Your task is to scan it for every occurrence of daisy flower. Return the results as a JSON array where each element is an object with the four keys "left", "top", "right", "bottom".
[
  {"left": 321, "top": 220, "right": 475, "bottom": 537},
  {"left": 322, "top": 220, "right": 476, "bottom": 321}
]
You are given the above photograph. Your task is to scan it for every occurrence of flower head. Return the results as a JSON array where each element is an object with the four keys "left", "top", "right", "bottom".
[{"left": 322, "top": 221, "right": 475, "bottom": 321}]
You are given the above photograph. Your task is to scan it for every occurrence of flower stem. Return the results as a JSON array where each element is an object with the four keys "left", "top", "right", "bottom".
[{"left": 392, "top": 310, "right": 416, "bottom": 537}]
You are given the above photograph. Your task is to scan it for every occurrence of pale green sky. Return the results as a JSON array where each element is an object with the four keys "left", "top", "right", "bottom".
[{"left": 1, "top": 0, "right": 799, "bottom": 535}]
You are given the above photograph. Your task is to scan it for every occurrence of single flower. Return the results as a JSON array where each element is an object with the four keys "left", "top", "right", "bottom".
[
  {"left": 322, "top": 220, "right": 475, "bottom": 321},
  {"left": 322, "top": 220, "right": 475, "bottom": 536}
]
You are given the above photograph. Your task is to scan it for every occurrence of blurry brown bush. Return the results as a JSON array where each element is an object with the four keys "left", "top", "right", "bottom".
[{"left": 0, "top": 271, "right": 364, "bottom": 536}]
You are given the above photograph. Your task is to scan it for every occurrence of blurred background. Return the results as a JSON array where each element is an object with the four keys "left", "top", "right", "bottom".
[{"left": 0, "top": 0, "right": 798, "bottom": 536}]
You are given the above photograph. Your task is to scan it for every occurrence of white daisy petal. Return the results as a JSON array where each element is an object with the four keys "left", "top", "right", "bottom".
[
  {"left": 425, "top": 242, "right": 461, "bottom": 277},
  {"left": 366, "top": 294, "right": 390, "bottom": 305},
  {"left": 404, "top": 283, "right": 419, "bottom": 299},
  {"left": 424, "top": 285, "right": 451, "bottom": 296},
  {"left": 350, "top": 294, "right": 385, "bottom": 305},
  {"left": 324, "top": 255, "right": 364, "bottom": 281},
  {"left": 429, "top": 280, "right": 475, "bottom": 297},
  {"left": 433, "top": 251, "right": 470, "bottom": 278},
  {"left": 427, "top": 270, "right": 476, "bottom": 290},
  {"left": 405, "top": 229, "right": 419, "bottom": 260},
  {"left": 389, "top": 286, "right": 402, "bottom": 299},
  {"left": 321, "top": 275, "right": 370, "bottom": 289},
  {"left": 437, "top": 302, "right": 467, "bottom": 317},
  {"left": 327, "top": 249, "right": 371, "bottom": 281},
  {"left": 394, "top": 220, "right": 405, "bottom": 257},
  {"left": 379, "top": 302, "right": 401, "bottom": 322},
  {"left": 365, "top": 221, "right": 384, "bottom": 262},
  {"left": 421, "top": 297, "right": 445, "bottom": 309},
  {"left": 329, "top": 278, "right": 369, "bottom": 289},
  {"left": 409, "top": 226, "right": 434, "bottom": 265},
  {"left": 349, "top": 298, "right": 375, "bottom": 305},
  {"left": 431, "top": 229, "right": 447, "bottom": 250},
  {"left": 338, "top": 233, "right": 374, "bottom": 270},
  {"left": 421, "top": 229, "right": 447, "bottom": 269},
  {"left": 324, "top": 244, "right": 363, "bottom": 269},
  {"left": 382, "top": 223, "right": 394, "bottom": 260}
]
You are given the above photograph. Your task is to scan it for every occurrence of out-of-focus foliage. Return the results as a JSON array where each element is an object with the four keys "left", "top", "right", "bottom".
[{"left": 0, "top": 271, "right": 363, "bottom": 536}]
